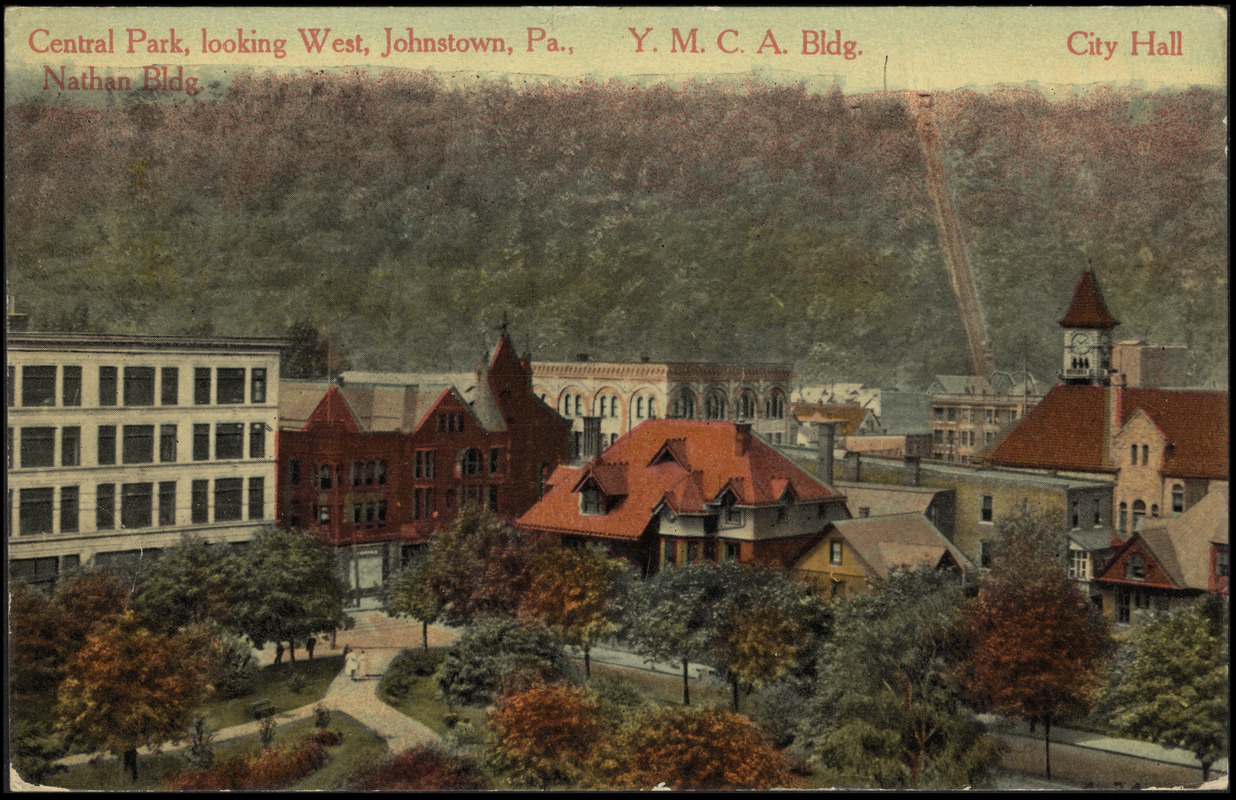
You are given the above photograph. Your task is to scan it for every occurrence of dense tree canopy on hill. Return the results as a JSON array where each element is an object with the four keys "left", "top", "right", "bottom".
[{"left": 4, "top": 73, "right": 1227, "bottom": 387}]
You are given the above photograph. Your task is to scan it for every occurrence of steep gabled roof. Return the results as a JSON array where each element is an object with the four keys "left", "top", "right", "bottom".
[
  {"left": 279, "top": 380, "right": 336, "bottom": 430},
  {"left": 983, "top": 385, "right": 1229, "bottom": 479},
  {"left": 834, "top": 482, "right": 945, "bottom": 517},
  {"left": 814, "top": 513, "right": 972, "bottom": 581},
  {"left": 518, "top": 420, "right": 839, "bottom": 540},
  {"left": 1096, "top": 485, "right": 1228, "bottom": 592},
  {"left": 1059, "top": 270, "right": 1120, "bottom": 329}
]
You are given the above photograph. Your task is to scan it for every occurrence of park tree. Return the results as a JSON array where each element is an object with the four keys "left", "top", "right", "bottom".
[
  {"left": 381, "top": 555, "right": 443, "bottom": 650},
  {"left": 420, "top": 507, "right": 534, "bottom": 625},
  {"left": 599, "top": 706, "right": 790, "bottom": 790},
  {"left": 436, "top": 617, "right": 572, "bottom": 709},
  {"left": 56, "top": 609, "right": 213, "bottom": 783},
  {"left": 481, "top": 683, "right": 603, "bottom": 788},
  {"left": 955, "top": 507, "right": 1111, "bottom": 780},
  {"left": 519, "top": 544, "right": 633, "bottom": 677},
  {"left": 1100, "top": 596, "right": 1229, "bottom": 781},
  {"left": 237, "top": 526, "right": 348, "bottom": 662},
  {"left": 797, "top": 569, "right": 1000, "bottom": 789},
  {"left": 133, "top": 537, "right": 247, "bottom": 635},
  {"left": 281, "top": 319, "right": 351, "bottom": 379}
]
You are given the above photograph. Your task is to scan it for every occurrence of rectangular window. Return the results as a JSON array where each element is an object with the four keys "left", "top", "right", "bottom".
[
  {"left": 316, "top": 498, "right": 331, "bottom": 524},
  {"left": 985, "top": 431, "right": 994, "bottom": 444},
  {"left": 1068, "top": 549, "right": 1089, "bottom": 580},
  {"left": 488, "top": 485, "right": 499, "bottom": 513},
  {"left": 947, "top": 407, "right": 956, "bottom": 422},
  {"left": 581, "top": 488, "right": 603, "bottom": 515},
  {"left": 123, "top": 366, "right": 155, "bottom": 406},
  {"left": 934, "top": 430, "right": 944, "bottom": 444},
  {"left": 160, "top": 424, "right": 177, "bottom": 462},
  {"left": 191, "top": 480, "right": 209, "bottom": 523},
  {"left": 99, "top": 366, "right": 118, "bottom": 406},
  {"left": 61, "top": 486, "right": 79, "bottom": 533},
  {"left": 18, "top": 487, "right": 54, "bottom": 534},
  {"left": 7, "top": 366, "right": 14, "bottom": 407},
  {"left": 214, "top": 478, "right": 243, "bottom": 521},
  {"left": 687, "top": 541, "right": 700, "bottom": 563},
  {"left": 62, "top": 425, "right": 81, "bottom": 467},
  {"left": 489, "top": 447, "right": 501, "bottom": 475},
  {"left": 122, "top": 425, "right": 155, "bottom": 464},
  {"left": 62, "top": 366, "right": 82, "bottom": 406},
  {"left": 194, "top": 368, "right": 211, "bottom": 405},
  {"left": 216, "top": 368, "right": 245, "bottom": 404},
  {"left": 985, "top": 409, "right": 994, "bottom": 424},
  {"left": 662, "top": 539, "right": 677, "bottom": 567},
  {"left": 416, "top": 450, "right": 436, "bottom": 479},
  {"left": 161, "top": 367, "right": 179, "bottom": 405},
  {"left": 193, "top": 424, "right": 210, "bottom": 461},
  {"left": 980, "top": 539, "right": 997, "bottom": 568},
  {"left": 1070, "top": 498, "right": 1080, "bottom": 529},
  {"left": 215, "top": 423, "right": 243, "bottom": 459},
  {"left": 97, "top": 483, "right": 116, "bottom": 529},
  {"left": 248, "top": 477, "right": 264, "bottom": 521},
  {"left": 829, "top": 540, "right": 843, "bottom": 565},
  {"left": 121, "top": 483, "right": 153, "bottom": 529},
  {"left": 724, "top": 541, "right": 741, "bottom": 563},
  {"left": 946, "top": 430, "right": 954, "bottom": 444},
  {"left": 249, "top": 423, "right": 266, "bottom": 459},
  {"left": 980, "top": 494, "right": 994, "bottom": 523},
  {"left": 97, "top": 425, "right": 116, "bottom": 465},
  {"left": 933, "top": 407, "right": 943, "bottom": 421},
  {"left": 1093, "top": 500, "right": 1103, "bottom": 527},
  {"left": 21, "top": 365, "right": 56, "bottom": 407},
  {"left": 250, "top": 368, "right": 267, "bottom": 404},
  {"left": 20, "top": 426, "right": 55, "bottom": 468},
  {"left": 288, "top": 459, "right": 301, "bottom": 485},
  {"left": 159, "top": 481, "right": 176, "bottom": 526}
]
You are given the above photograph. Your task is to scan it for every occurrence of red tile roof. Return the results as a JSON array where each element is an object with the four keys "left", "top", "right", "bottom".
[
  {"left": 518, "top": 420, "right": 839, "bottom": 540},
  {"left": 984, "top": 384, "right": 1229, "bottom": 480},
  {"left": 1059, "top": 270, "right": 1119, "bottom": 329}
]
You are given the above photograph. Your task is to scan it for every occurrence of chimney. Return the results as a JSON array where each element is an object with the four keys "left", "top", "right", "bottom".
[
  {"left": 843, "top": 451, "right": 862, "bottom": 483},
  {"left": 816, "top": 422, "right": 837, "bottom": 485},
  {"left": 582, "top": 416, "right": 603, "bottom": 460},
  {"left": 1107, "top": 379, "right": 1125, "bottom": 462},
  {"left": 902, "top": 455, "right": 921, "bottom": 487},
  {"left": 735, "top": 422, "right": 752, "bottom": 456}
]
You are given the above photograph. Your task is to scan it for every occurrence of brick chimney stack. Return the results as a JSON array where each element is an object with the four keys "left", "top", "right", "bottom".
[
  {"left": 735, "top": 422, "right": 753, "bottom": 456},
  {"left": 816, "top": 422, "right": 837, "bottom": 486}
]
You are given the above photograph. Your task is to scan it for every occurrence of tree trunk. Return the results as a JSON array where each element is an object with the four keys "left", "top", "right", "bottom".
[
  {"left": 274, "top": 641, "right": 284, "bottom": 665},
  {"left": 584, "top": 645, "right": 591, "bottom": 679},
  {"left": 421, "top": 621, "right": 429, "bottom": 650},
  {"left": 731, "top": 676, "right": 740, "bottom": 712},
  {"left": 1202, "top": 760, "right": 1212, "bottom": 783},
  {"left": 123, "top": 747, "right": 138, "bottom": 783},
  {"left": 288, "top": 640, "right": 297, "bottom": 663},
  {"left": 1043, "top": 717, "right": 1052, "bottom": 780},
  {"left": 682, "top": 657, "right": 691, "bottom": 706}
]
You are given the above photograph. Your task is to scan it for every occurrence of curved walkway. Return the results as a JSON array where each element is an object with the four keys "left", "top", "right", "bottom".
[{"left": 54, "top": 613, "right": 459, "bottom": 769}]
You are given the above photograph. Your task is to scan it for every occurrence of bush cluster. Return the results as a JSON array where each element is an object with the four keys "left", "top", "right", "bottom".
[
  {"left": 308, "top": 727, "right": 342, "bottom": 747},
  {"left": 381, "top": 649, "right": 446, "bottom": 702},
  {"left": 351, "top": 744, "right": 483, "bottom": 790},
  {"left": 162, "top": 734, "right": 326, "bottom": 790}
]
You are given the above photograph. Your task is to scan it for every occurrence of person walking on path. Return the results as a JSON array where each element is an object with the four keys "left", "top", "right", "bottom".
[
  {"left": 345, "top": 648, "right": 360, "bottom": 681},
  {"left": 357, "top": 649, "right": 369, "bottom": 681}
]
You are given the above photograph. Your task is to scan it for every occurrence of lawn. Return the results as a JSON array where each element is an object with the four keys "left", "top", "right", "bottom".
[
  {"left": 200, "top": 655, "right": 344, "bottom": 731},
  {"left": 39, "top": 712, "right": 386, "bottom": 791},
  {"left": 587, "top": 661, "right": 730, "bottom": 709}
]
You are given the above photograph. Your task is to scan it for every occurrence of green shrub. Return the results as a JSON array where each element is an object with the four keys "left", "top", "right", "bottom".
[
  {"left": 381, "top": 648, "right": 447, "bottom": 702},
  {"left": 312, "top": 704, "right": 332, "bottom": 730},
  {"left": 286, "top": 671, "right": 307, "bottom": 695}
]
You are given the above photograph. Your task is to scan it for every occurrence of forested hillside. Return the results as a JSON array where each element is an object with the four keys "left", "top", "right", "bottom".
[{"left": 4, "top": 72, "right": 1227, "bottom": 388}]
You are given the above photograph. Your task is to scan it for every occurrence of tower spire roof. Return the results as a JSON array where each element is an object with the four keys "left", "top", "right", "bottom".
[{"left": 1059, "top": 269, "right": 1119, "bottom": 329}]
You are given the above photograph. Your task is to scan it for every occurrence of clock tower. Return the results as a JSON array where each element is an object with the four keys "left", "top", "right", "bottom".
[{"left": 1059, "top": 269, "right": 1119, "bottom": 385}]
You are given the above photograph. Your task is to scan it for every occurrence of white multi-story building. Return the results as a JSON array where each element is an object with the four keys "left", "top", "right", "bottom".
[{"left": 7, "top": 331, "right": 285, "bottom": 590}]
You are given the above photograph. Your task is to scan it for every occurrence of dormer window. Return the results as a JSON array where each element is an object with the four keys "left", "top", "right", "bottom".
[
  {"left": 719, "top": 493, "right": 742, "bottom": 527},
  {"left": 581, "top": 488, "right": 603, "bottom": 515}
]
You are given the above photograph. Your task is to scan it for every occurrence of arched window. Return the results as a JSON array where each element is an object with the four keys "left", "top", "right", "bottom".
[
  {"left": 461, "top": 448, "right": 481, "bottom": 476},
  {"left": 647, "top": 397, "right": 657, "bottom": 418},
  {"left": 636, "top": 396, "right": 645, "bottom": 419},
  {"left": 672, "top": 390, "right": 696, "bottom": 420},
  {"left": 575, "top": 395, "right": 583, "bottom": 417},
  {"left": 377, "top": 460, "right": 388, "bottom": 485},
  {"left": 704, "top": 392, "right": 725, "bottom": 421},
  {"left": 1150, "top": 504, "right": 1159, "bottom": 518},
  {"left": 1171, "top": 485, "right": 1184, "bottom": 516},
  {"left": 1132, "top": 500, "right": 1146, "bottom": 532},
  {"left": 1130, "top": 444, "right": 1137, "bottom": 465},
  {"left": 736, "top": 391, "right": 756, "bottom": 420},
  {"left": 351, "top": 461, "right": 363, "bottom": 486},
  {"left": 365, "top": 460, "right": 376, "bottom": 485},
  {"left": 318, "top": 464, "right": 332, "bottom": 490},
  {"left": 1118, "top": 501, "right": 1128, "bottom": 533},
  {"left": 764, "top": 390, "right": 786, "bottom": 420},
  {"left": 1141, "top": 444, "right": 1149, "bottom": 466}
]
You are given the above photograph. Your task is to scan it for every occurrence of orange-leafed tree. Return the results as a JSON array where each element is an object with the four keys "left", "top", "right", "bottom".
[
  {"left": 56, "top": 609, "right": 213, "bottom": 783},
  {"left": 520, "top": 544, "right": 632, "bottom": 678},
  {"left": 602, "top": 706, "right": 791, "bottom": 790},
  {"left": 955, "top": 506, "right": 1110, "bottom": 780},
  {"left": 483, "top": 683, "right": 603, "bottom": 788}
]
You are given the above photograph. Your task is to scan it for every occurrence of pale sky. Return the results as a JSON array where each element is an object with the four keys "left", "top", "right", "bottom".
[{"left": 6, "top": 6, "right": 1227, "bottom": 94}]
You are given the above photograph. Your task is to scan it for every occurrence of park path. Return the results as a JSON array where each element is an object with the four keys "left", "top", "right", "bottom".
[{"left": 53, "top": 612, "right": 459, "bottom": 769}]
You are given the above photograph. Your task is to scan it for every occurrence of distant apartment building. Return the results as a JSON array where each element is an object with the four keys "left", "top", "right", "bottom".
[
  {"left": 1110, "top": 340, "right": 1189, "bottom": 388},
  {"left": 928, "top": 373, "right": 1047, "bottom": 463},
  {"left": 531, "top": 357, "right": 794, "bottom": 460},
  {"left": 7, "top": 331, "right": 285, "bottom": 591}
]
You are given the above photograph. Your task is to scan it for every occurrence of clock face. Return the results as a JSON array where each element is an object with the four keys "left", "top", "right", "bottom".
[{"left": 1070, "top": 332, "right": 1091, "bottom": 355}]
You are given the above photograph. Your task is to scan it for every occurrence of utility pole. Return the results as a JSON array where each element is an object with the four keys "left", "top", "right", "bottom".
[{"left": 883, "top": 55, "right": 888, "bottom": 92}]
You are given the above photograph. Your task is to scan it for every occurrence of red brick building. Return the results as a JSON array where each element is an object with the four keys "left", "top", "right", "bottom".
[
  {"left": 276, "top": 334, "right": 569, "bottom": 596},
  {"left": 517, "top": 419, "right": 849, "bottom": 575}
]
